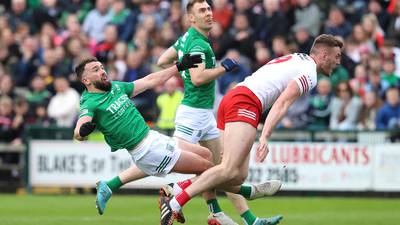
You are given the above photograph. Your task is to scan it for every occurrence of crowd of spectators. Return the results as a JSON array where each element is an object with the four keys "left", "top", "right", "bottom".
[{"left": 0, "top": 0, "right": 400, "bottom": 145}]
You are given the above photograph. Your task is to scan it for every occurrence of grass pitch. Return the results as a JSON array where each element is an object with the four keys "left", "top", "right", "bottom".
[{"left": 0, "top": 194, "right": 398, "bottom": 225}]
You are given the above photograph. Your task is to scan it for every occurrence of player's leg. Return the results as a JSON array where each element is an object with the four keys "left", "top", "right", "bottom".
[
  {"left": 167, "top": 122, "right": 257, "bottom": 210},
  {"left": 200, "top": 137, "right": 238, "bottom": 225},
  {"left": 96, "top": 165, "right": 147, "bottom": 215}
]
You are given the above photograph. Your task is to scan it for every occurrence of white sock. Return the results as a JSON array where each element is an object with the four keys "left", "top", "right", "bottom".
[
  {"left": 173, "top": 183, "right": 183, "bottom": 195},
  {"left": 169, "top": 197, "right": 182, "bottom": 212}
]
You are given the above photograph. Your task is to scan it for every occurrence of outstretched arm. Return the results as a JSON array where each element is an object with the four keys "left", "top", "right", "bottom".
[
  {"left": 132, "top": 54, "right": 201, "bottom": 97},
  {"left": 257, "top": 80, "right": 301, "bottom": 162}
]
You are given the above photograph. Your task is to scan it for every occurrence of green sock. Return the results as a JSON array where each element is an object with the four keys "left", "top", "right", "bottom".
[
  {"left": 241, "top": 210, "right": 257, "bottom": 225},
  {"left": 239, "top": 185, "right": 252, "bottom": 199},
  {"left": 106, "top": 176, "right": 123, "bottom": 193},
  {"left": 206, "top": 199, "right": 222, "bottom": 213}
]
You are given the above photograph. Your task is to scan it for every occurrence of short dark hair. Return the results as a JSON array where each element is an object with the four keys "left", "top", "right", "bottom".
[
  {"left": 310, "top": 34, "right": 343, "bottom": 54},
  {"left": 75, "top": 57, "right": 98, "bottom": 80},
  {"left": 186, "top": 0, "right": 206, "bottom": 13}
]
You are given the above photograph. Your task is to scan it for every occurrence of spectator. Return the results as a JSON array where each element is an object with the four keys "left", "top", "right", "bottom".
[
  {"left": 367, "top": 0, "right": 391, "bottom": 32},
  {"left": 124, "top": 51, "right": 156, "bottom": 122},
  {"left": 82, "top": 0, "right": 112, "bottom": 43},
  {"left": 376, "top": 87, "right": 400, "bottom": 129},
  {"left": 256, "top": 0, "right": 288, "bottom": 48},
  {"left": 95, "top": 24, "right": 118, "bottom": 64},
  {"left": 32, "top": 0, "right": 62, "bottom": 30},
  {"left": 219, "top": 13, "right": 256, "bottom": 60},
  {"left": 0, "top": 96, "right": 21, "bottom": 144},
  {"left": 330, "top": 81, "right": 362, "bottom": 130},
  {"left": 349, "top": 64, "right": 368, "bottom": 98},
  {"left": 110, "top": 42, "right": 128, "bottom": 81},
  {"left": 278, "top": 94, "right": 310, "bottom": 129},
  {"left": 36, "top": 65, "right": 53, "bottom": 86},
  {"left": 361, "top": 13, "right": 385, "bottom": 49},
  {"left": 0, "top": 74, "right": 17, "bottom": 99},
  {"left": 47, "top": 77, "right": 80, "bottom": 127},
  {"left": 387, "top": 2, "right": 400, "bottom": 46},
  {"left": 156, "top": 76, "right": 183, "bottom": 136},
  {"left": 358, "top": 90, "right": 382, "bottom": 130},
  {"left": 32, "top": 103, "right": 55, "bottom": 127},
  {"left": 217, "top": 49, "right": 251, "bottom": 95},
  {"left": 252, "top": 45, "right": 271, "bottom": 71},
  {"left": 381, "top": 60, "right": 399, "bottom": 91},
  {"left": 271, "top": 35, "right": 292, "bottom": 58},
  {"left": 323, "top": 6, "right": 352, "bottom": 38},
  {"left": 234, "top": 0, "right": 258, "bottom": 27},
  {"left": 293, "top": 26, "right": 314, "bottom": 54},
  {"left": 292, "top": 0, "right": 322, "bottom": 37},
  {"left": 10, "top": 36, "right": 40, "bottom": 87},
  {"left": 212, "top": 0, "right": 233, "bottom": 31},
  {"left": 308, "top": 78, "right": 333, "bottom": 129},
  {"left": 26, "top": 75, "right": 51, "bottom": 106},
  {"left": 7, "top": 0, "right": 33, "bottom": 32}
]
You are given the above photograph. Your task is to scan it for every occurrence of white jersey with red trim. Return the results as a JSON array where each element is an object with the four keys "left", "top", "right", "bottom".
[{"left": 237, "top": 53, "right": 317, "bottom": 110}]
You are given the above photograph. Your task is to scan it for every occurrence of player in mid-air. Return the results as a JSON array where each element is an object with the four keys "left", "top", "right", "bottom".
[
  {"left": 94, "top": 1, "right": 282, "bottom": 225},
  {"left": 159, "top": 34, "right": 343, "bottom": 225},
  {"left": 72, "top": 55, "right": 219, "bottom": 216},
  {"left": 156, "top": 0, "right": 282, "bottom": 225}
]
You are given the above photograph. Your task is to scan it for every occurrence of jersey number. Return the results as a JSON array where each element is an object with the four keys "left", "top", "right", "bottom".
[{"left": 267, "top": 55, "right": 292, "bottom": 65}]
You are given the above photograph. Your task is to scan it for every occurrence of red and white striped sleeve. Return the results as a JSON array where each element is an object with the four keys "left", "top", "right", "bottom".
[{"left": 294, "top": 74, "right": 317, "bottom": 95}]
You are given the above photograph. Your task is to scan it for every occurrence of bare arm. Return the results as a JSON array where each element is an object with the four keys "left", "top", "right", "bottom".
[
  {"left": 189, "top": 63, "right": 226, "bottom": 86},
  {"left": 132, "top": 54, "right": 202, "bottom": 97},
  {"left": 157, "top": 47, "right": 178, "bottom": 69},
  {"left": 260, "top": 80, "right": 302, "bottom": 139},
  {"left": 74, "top": 116, "right": 93, "bottom": 141},
  {"left": 256, "top": 80, "right": 301, "bottom": 162},
  {"left": 132, "top": 66, "right": 179, "bottom": 97}
]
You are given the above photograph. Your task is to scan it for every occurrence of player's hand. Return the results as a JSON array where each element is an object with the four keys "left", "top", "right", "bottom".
[
  {"left": 221, "top": 58, "right": 238, "bottom": 72},
  {"left": 176, "top": 54, "right": 202, "bottom": 71},
  {"left": 79, "top": 122, "right": 96, "bottom": 137},
  {"left": 256, "top": 137, "right": 269, "bottom": 163}
]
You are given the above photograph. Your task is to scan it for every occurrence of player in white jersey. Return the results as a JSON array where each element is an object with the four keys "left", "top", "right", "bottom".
[{"left": 160, "top": 34, "right": 343, "bottom": 225}]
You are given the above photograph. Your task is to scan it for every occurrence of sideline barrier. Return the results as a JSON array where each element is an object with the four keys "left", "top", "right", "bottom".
[{"left": 28, "top": 140, "right": 400, "bottom": 192}]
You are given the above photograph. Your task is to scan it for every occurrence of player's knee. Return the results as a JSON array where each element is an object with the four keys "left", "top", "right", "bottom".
[{"left": 200, "top": 147, "right": 213, "bottom": 165}]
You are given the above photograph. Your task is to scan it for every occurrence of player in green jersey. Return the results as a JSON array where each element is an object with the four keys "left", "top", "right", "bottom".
[
  {"left": 73, "top": 55, "right": 214, "bottom": 220},
  {"left": 92, "top": 1, "right": 281, "bottom": 225},
  {"left": 156, "top": 1, "right": 282, "bottom": 225}
]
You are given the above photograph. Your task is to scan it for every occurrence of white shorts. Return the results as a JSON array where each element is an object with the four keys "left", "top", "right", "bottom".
[
  {"left": 128, "top": 130, "right": 181, "bottom": 177},
  {"left": 174, "top": 105, "right": 220, "bottom": 144}
]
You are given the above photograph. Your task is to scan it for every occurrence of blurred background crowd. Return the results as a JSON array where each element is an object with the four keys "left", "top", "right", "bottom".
[{"left": 0, "top": 0, "right": 400, "bottom": 145}]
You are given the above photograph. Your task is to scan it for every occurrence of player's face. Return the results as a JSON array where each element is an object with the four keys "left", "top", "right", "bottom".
[
  {"left": 321, "top": 47, "right": 341, "bottom": 76},
  {"left": 83, "top": 61, "right": 111, "bottom": 91},
  {"left": 189, "top": 2, "right": 213, "bottom": 32}
]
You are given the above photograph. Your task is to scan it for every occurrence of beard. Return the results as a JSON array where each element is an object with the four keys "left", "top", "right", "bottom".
[{"left": 93, "top": 80, "right": 112, "bottom": 92}]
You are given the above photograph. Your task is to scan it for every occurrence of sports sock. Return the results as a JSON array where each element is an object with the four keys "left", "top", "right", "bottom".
[
  {"left": 241, "top": 210, "right": 257, "bottom": 225},
  {"left": 207, "top": 198, "right": 222, "bottom": 214},
  {"left": 177, "top": 179, "right": 192, "bottom": 189},
  {"left": 106, "top": 176, "right": 123, "bottom": 193},
  {"left": 175, "top": 191, "right": 190, "bottom": 207},
  {"left": 238, "top": 185, "right": 252, "bottom": 199}
]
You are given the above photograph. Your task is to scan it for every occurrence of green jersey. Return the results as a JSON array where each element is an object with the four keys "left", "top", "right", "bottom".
[
  {"left": 173, "top": 27, "right": 216, "bottom": 109},
  {"left": 79, "top": 81, "right": 149, "bottom": 151}
]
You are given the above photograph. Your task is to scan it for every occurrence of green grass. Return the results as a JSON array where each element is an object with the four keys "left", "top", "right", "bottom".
[{"left": 0, "top": 194, "right": 399, "bottom": 225}]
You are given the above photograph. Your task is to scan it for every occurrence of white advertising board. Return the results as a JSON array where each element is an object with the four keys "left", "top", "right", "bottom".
[
  {"left": 29, "top": 140, "right": 193, "bottom": 188},
  {"left": 247, "top": 142, "right": 373, "bottom": 191},
  {"left": 373, "top": 144, "right": 400, "bottom": 191},
  {"left": 29, "top": 140, "right": 400, "bottom": 192}
]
